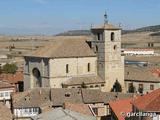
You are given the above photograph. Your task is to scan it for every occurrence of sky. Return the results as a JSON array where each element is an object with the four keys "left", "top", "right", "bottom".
[{"left": 0, "top": 0, "right": 160, "bottom": 35}]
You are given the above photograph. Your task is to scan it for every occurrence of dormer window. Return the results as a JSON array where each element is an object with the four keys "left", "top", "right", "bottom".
[{"left": 111, "top": 32, "right": 115, "bottom": 41}]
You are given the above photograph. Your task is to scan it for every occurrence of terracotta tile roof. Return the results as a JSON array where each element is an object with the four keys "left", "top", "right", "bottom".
[
  {"left": 0, "top": 80, "right": 15, "bottom": 89},
  {"left": 64, "top": 102, "right": 93, "bottom": 116},
  {"left": 103, "top": 92, "right": 135, "bottom": 104},
  {"left": 51, "top": 88, "right": 135, "bottom": 106},
  {"left": 64, "top": 75, "right": 105, "bottom": 86},
  {"left": 109, "top": 98, "right": 132, "bottom": 120},
  {"left": 12, "top": 88, "right": 50, "bottom": 108},
  {"left": 132, "top": 88, "right": 160, "bottom": 112},
  {"left": 91, "top": 23, "right": 120, "bottom": 30},
  {"left": 12, "top": 88, "right": 135, "bottom": 110},
  {"left": 82, "top": 89, "right": 104, "bottom": 104},
  {"left": 0, "top": 103, "right": 12, "bottom": 120},
  {"left": 0, "top": 71, "right": 23, "bottom": 84},
  {"left": 150, "top": 68, "right": 160, "bottom": 77},
  {"left": 51, "top": 88, "right": 83, "bottom": 106},
  {"left": 125, "top": 66, "right": 160, "bottom": 82},
  {"left": 26, "top": 39, "right": 96, "bottom": 58}
]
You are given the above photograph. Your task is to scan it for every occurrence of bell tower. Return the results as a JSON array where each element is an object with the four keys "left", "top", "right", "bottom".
[{"left": 91, "top": 13, "right": 125, "bottom": 92}]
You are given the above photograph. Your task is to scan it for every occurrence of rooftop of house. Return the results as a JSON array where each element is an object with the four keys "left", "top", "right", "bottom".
[
  {"left": 31, "top": 108, "right": 96, "bottom": 120},
  {"left": 0, "top": 103, "right": 12, "bottom": 120},
  {"left": 12, "top": 87, "right": 50, "bottom": 108},
  {"left": 109, "top": 98, "right": 132, "bottom": 120},
  {"left": 0, "top": 80, "right": 15, "bottom": 89},
  {"left": 0, "top": 71, "right": 23, "bottom": 84},
  {"left": 63, "top": 75, "right": 105, "bottom": 86},
  {"left": 12, "top": 88, "right": 135, "bottom": 108},
  {"left": 132, "top": 88, "right": 160, "bottom": 112},
  {"left": 125, "top": 65, "right": 160, "bottom": 82},
  {"left": 125, "top": 56, "right": 160, "bottom": 63},
  {"left": 25, "top": 39, "right": 96, "bottom": 58},
  {"left": 64, "top": 102, "right": 93, "bottom": 116},
  {"left": 51, "top": 88, "right": 83, "bottom": 107}
]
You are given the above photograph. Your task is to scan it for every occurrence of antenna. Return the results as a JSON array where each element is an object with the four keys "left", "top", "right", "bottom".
[
  {"left": 90, "top": 23, "right": 93, "bottom": 29},
  {"left": 118, "top": 22, "right": 122, "bottom": 28},
  {"left": 104, "top": 11, "right": 108, "bottom": 24}
]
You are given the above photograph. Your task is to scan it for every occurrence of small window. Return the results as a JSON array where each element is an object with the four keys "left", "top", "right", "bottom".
[
  {"left": 111, "top": 32, "right": 115, "bottom": 41},
  {"left": 65, "top": 93, "right": 71, "bottom": 97},
  {"left": 138, "top": 84, "right": 143, "bottom": 94},
  {"left": 95, "top": 45, "right": 98, "bottom": 53},
  {"left": 0, "top": 93, "right": 4, "bottom": 97},
  {"left": 92, "top": 108, "right": 98, "bottom": 115},
  {"left": 139, "top": 84, "right": 143, "bottom": 88},
  {"left": 66, "top": 64, "right": 69, "bottom": 73},
  {"left": 29, "top": 108, "right": 32, "bottom": 113},
  {"left": 151, "top": 43, "right": 154, "bottom": 47},
  {"left": 150, "top": 85, "right": 154, "bottom": 90},
  {"left": 33, "top": 108, "right": 36, "bottom": 112},
  {"left": 5, "top": 92, "right": 9, "bottom": 97},
  {"left": 101, "top": 84, "right": 104, "bottom": 87},
  {"left": 87, "top": 63, "right": 91, "bottom": 72},
  {"left": 95, "top": 85, "right": 99, "bottom": 87},
  {"left": 113, "top": 45, "right": 117, "bottom": 50},
  {"left": 97, "top": 33, "right": 101, "bottom": 40}
]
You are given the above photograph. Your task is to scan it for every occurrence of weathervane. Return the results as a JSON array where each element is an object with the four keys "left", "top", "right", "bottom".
[{"left": 104, "top": 11, "right": 108, "bottom": 24}]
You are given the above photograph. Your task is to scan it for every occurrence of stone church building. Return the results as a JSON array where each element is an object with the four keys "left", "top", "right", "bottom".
[{"left": 24, "top": 21, "right": 125, "bottom": 92}]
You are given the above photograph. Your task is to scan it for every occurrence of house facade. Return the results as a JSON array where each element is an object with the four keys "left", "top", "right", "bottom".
[
  {"left": 0, "top": 80, "right": 15, "bottom": 108},
  {"left": 125, "top": 65, "right": 160, "bottom": 94}
]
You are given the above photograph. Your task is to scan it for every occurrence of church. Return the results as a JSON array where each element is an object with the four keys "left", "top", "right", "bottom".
[{"left": 24, "top": 16, "right": 125, "bottom": 92}]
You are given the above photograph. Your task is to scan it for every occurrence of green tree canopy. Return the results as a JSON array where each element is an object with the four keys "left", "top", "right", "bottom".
[{"left": 2, "top": 63, "right": 18, "bottom": 74}]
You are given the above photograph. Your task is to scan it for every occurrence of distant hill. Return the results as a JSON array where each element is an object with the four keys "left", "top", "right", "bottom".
[
  {"left": 56, "top": 30, "right": 92, "bottom": 36},
  {"left": 135, "top": 25, "right": 160, "bottom": 32},
  {"left": 150, "top": 31, "right": 160, "bottom": 36},
  {"left": 56, "top": 25, "right": 160, "bottom": 36}
]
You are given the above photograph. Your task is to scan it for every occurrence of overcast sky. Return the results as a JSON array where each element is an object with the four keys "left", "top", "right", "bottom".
[{"left": 0, "top": 0, "right": 160, "bottom": 35}]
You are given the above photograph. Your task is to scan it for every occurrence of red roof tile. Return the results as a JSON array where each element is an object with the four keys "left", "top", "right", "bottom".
[
  {"left": 132, "top": 88, "right": 160, "bottom": 112},
  {"left": 64, "top": 102, "right": 93, "bottom": 116},
  {"left": 109, "top": 98, "right": 132, "bottom": 120},
  {"left": 0, "top": 71, "right": 23, "bottom": 84}
]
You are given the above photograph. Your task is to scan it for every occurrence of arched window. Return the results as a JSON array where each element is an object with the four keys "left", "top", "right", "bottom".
[
  {"left": 87, "top": 63, "right": 91, "bottom": 72},
  {"left": 113, "top": 45, "right": 117, "bottom": 50},
  {"left": 32, "top": 68, "right": 42, "bottom": 87},
  {"left": 111, "top": 32, "right": 115, "bottom": 41},
  {"left": 66, "top": 64, "right": 69, "bottom": 73}
]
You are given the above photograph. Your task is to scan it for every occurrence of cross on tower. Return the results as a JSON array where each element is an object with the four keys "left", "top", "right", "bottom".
[{"left": 104, "top": 11, "right": 108, "bottom": 24}]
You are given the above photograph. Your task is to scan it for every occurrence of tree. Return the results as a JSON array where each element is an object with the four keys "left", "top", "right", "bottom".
[
  {"left": 111, "top": 80, "right": 122, "bottom": 92},
  {"left": 2, "top": 63, "right": 18, "bottom": 74}
]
